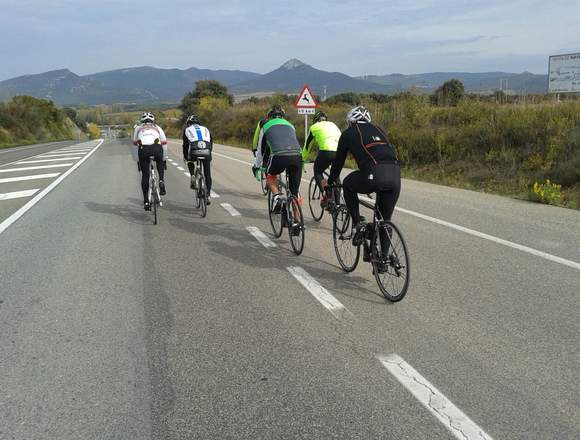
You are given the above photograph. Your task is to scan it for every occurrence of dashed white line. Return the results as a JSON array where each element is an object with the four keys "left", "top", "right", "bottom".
[
  {"left": 0, "top": 163, "right": 72, "bottom": 173},
  {"left": 220, "top": 203, "right": 241, "bottom": 217},
  {"left": 0, "top": 189, "right": 40, "bottom": 201},
  {"left": 0, "top": 173, "right": 60, "bottom": 184},
  {"left": 379, "top": 354, "right": 493, "bottom": 440},
  {"left": 247, "top": 226, "right": 276, "bottom": 248},
  {"left": 177, "top": 166, "right": 185, "bottom": 171},
  {"left": 0, "top": 140, "right": 103, "bottom": 236},
  {"left": 209, "top": 149, "right": 580, "bottom": 272},
  {"left": 287, "top": 266, "right": 353, "bottom": 320},
  {"left": 18, "top": 157, "right": 83, "bottom": 164},
  {"left": 210, "top": 190, "right": 220, "bottom": 198},
  {"left": 183, "top": 172, "right": 190, "bottom": 177}
]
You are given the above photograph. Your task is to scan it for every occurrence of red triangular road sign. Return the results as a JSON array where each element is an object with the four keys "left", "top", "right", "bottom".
[{"left": 294, "top": 85, "right": 318, "bottom": 108}]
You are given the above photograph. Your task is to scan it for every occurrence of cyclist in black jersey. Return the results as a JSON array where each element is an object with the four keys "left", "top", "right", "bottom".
[{"left": 327, "top": 105, "right": 401, "bottom": 245}]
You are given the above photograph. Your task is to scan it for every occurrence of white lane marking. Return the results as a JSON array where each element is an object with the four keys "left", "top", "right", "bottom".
[
  {"left": 210, "top": 190, "right": 220, "bottom": 198},
  {"left": 18, "top": 157, "right": 83, "bottom": 164},
  {"left": 395, "top": 206, "right": 580, "bottom": 271},
  {"left": 287, "top": 266, "right": 353, "bottom": 320},
  {"left": 55, "top": 148, "right": 92, "bottom": 152},
  {"left": 0, "top": 140, "right": 103, "bottom": 236},
  {"left": 0, "top": 163, "right": 72, "bottom": 173},
  {"left": 0, "top": 142, "right": 62, "bottom": 155},
  {"left": 39, "top": 152, "right": 88, "bottom": 158},
  {"left": 0, "top": 142, "right": 92, "bottom": 169},
  {"left": 220, "top": 203, "right": 241, "bottom": 217},
  {"left": 379, "top": 354, "right": 493, "bottom": 440},
  {"left": 184, "top": 172, "right": 190, "bottom": 177},
  {"left": 210, "top": 151, "right": 580, "bottom": 272},
  {"left": 177, "top": 166, "right": 185, "bottom": 171},
  {"left": 0, "top": 189, "right": 40, "bottom": 201},
  {"left": 247, "top": 226, "right": 276, "bottom": 248},
  {"left": 0, "top": 173, "right": 60, "bottom": 184},
  {"left": 212, "top": 151, "right": 253, "bottom": 166}
]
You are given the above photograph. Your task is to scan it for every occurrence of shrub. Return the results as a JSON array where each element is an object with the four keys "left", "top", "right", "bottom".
[{"left": 528, "top": 179, "right": 562, "bottom": 205}]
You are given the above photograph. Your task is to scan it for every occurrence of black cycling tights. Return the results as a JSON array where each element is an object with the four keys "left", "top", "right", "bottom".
[
  {"left": 313, "top": 151, "right": 336, "bottom": 190},
  {"left": 138, "top": 144, "right": 165, "bottom": 203},
  {"left": 187, "top": 157, "right": 212, "bottom": 192},
  {"left": 343, "top": 170, "right": 401, "bottom": 225}
]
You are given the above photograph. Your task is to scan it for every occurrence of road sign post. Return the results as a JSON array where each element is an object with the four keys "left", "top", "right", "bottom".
[{"left": 294, "top": 85, "right": 318, "bottom": 141}]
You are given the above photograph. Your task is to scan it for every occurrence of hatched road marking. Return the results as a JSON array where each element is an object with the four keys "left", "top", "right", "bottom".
[
  {"left": 0, "top": 173, "right": 60, "bottom": 184},
  {"left": 0, "top": 164, "right": 73, "bottom": 173},
  {"left": 0, "top": 189, "right": 40, "bottom": 201}
]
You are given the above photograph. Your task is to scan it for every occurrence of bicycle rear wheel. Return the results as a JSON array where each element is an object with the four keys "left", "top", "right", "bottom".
[
  {"left": 288, "top": 197, "right": 305, "bottom": 255},
  {"left": 308, "top": 176, "right": 324, "bottom": 222},
  {"left": 333, "top": 206, "right": 359, "bottom": 272},
  {"left": 268, "top": 191, "right": 283, "bottom": 238},
  {"left": 192, "top": 174, "right": 200, "bottom": 209},
  {"left": 199, "top": 175, "right": 207, "bottom": 218},
  {"left": 371, "top": 221, "right": 410, "bottom": 301}
]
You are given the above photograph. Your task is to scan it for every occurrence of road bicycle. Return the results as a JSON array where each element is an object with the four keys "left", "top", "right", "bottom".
[
  {"left": 147, "top": 156, "right": 162, "bottom": 225},
  {"left": 266, "top": 170, "right": 305, "bottom": 255},
  {"left": 331, "top": 186, "right": 410, "bottom": 301},
  {"left": 259, "top": 169, "right": 268, "bottom": 195},
  {"left": 187, "top": 158, "right": 208, "bottom": 218},
  {"left": 307, "top": 170, "right": 343, "bottom": 221}
]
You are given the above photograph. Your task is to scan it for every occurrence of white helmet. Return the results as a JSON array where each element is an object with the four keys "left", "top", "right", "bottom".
[
  {"left": 140, "top": 112, "right": 155, "bottom": 123},
  {"left": 346, "top": 106, "right": 371, "bottom": 124}
]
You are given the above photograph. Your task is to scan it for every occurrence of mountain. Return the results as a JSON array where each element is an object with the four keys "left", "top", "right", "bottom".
[
  {"left": 0, "top": 61, "right": 549, "bottom": 106},
  {"left": 230, "top": 59, "right": 391, "bottom": 96},
  {"left": 0, "top": 67, "right": 259, "bottom": 105},
  {"left": 0, "top": 69, "right": 148, "bottom": 105},
  {"left": 362, "top": 71, "right": 547, "bottom": 93},
  {"left": 85, "top": 66, "right": 259, "bottom": 102}
]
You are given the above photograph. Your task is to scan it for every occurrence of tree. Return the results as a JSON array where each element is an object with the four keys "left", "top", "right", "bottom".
[
  {"left": 431, "top": 79, "right": 465, "bottom": 106},
  {"left": 179, "top": 80, "right": 233, "bottom": 123}
]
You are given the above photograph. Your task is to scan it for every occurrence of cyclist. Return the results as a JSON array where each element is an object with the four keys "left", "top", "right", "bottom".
[
  {"left": 252, "top": 105, "right": 302, "bottom": 212},
  {"left": 183, "top": 114, "right": 213, "bottom": 204},
  {"left": 326, "top": 105, "right": 400, "bottom": 246},
  {"left": 251, "top": 104, "right": 285, "bottom": 154},
  {"left": 301, "top": 110, "right": 341, "bottom": 205},
  {"left": 132, "top": 112, "right": 168, "bottom": 211}
]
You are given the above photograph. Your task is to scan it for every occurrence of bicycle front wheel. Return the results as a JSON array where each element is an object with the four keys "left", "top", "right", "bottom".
[
  {"left": 371, "top": 221, "right": 410, "bottom": 302},
  {"left": 268, "top": 191, "right": 283, "bottom": 238},
  {"left": 288, "top": 197, "right": 305, "bottom": 255},
  {"left": 333, "top": 205, "right": 359, "bottom": 272},
  {"left": 308, "top": 177, "right": 324, "bottom": 222}
]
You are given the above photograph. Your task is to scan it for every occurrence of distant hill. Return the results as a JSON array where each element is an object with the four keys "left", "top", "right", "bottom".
[
  {"left": 0, "top": 60, "right": 549, "bottom": 106},
  {"left": 231, "top": 59, "right": 391, "bottom": 97},
  {"left": 362, "top": 71, "right": 547, "bottom": 93},
  {"left": 0, "top": 67, "right": 259, "bottom": 105}
]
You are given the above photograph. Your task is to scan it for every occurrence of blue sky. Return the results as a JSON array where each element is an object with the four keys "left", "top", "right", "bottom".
[{"left": 1, "top": 0, "right": 579, "bottom": 80}]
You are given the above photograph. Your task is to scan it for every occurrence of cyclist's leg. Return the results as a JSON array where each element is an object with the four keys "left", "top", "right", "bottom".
[
  {"left": 266, "top": 156, "right": 284, "bottom": 195},
  {"left": 375, "top": 182, "right": 401, "bottom": 255},
  {"left": 186, "top": 160, "right": 196, "bottom": 176},
  {"left": 153, "top": 145, "right": 165, "bottom": 181},
  {"left": 342, "top": 171, "right": 367, "bottom": 225},
  {"left": 314, "top": 151, "right": 335, "bottom": 190},
  {"left": 203, "top": 156, "right": 212, "bottom": 193},
  {"left": 287, "top": 155, "right": 303, "bottom": 198},
  {"left": 138, "top": 146, "right": 151, "bottom": 203}
]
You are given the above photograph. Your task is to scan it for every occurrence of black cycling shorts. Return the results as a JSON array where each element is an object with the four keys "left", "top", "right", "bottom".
[{"left": 266, "top": 154, "right": 302, "bottom": 196}]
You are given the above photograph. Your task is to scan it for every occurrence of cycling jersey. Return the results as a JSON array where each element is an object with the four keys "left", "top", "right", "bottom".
[
  {"left": 302, "top": 120, "right": 341, "bottom": 162},
  {"left": 132, "top": 123, "right": 168, "bottom": 161},
  {"left": 252, "top": 118, "right": 267, "bottom": 152},
  {"left": 254, "top": 118, "right": 301, "bottom": 169},
  {"left": 182, "top": 124, "right": 213, "bottom": 192},
  {"left": 328, "top": 122, "right": 397, "bottom": 182}
]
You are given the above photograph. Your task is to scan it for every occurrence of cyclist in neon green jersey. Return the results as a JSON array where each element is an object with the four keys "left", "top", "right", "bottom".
[{"left": 302, "top": 111, "right": 341, "bottom": 201}]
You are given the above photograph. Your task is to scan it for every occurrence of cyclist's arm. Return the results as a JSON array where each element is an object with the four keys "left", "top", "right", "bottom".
[
  {"left": 328, "top": 133, "right": 348, "bottom": 184},
  {"left": 254, "top": 128, "right": 266, "bottom": 168},
  {"left": 182, "top": 129, "right": 189, "bottom": 160},
  {"left": 251, "top": 121, "right": 262, "bottom": 152},
  {"left": 158, "top": 126, "right": 168, "bottom": 160},
  {"left": 132, "top": 125, "right": 140, "bottom": 146},
  {"left": 302, "top": 130, "right": 315, "bottom": 162}
]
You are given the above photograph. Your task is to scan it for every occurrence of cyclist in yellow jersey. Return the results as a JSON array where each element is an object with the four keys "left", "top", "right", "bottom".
[{"left": 302, "top": 111, "right": 341, "bottom": 203}]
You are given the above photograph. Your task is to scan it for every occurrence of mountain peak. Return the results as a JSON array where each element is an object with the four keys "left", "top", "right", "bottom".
[{"left": 281, "top": 59, "right": 308, "bottom": 70}]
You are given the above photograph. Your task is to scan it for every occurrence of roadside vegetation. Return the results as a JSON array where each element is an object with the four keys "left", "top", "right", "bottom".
[
  {"left": 0, "top": 96, "right": 85, "bottom": 148},
  {"left": 81, "top": 80, "right": 580, "bottom": 209}
]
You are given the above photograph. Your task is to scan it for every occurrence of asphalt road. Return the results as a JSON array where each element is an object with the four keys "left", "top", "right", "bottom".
[{"left": 1, "top": 139, "right": 578, "bottom": 439}]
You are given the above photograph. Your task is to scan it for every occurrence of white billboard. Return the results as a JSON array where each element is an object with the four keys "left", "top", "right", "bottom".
[{"left": 549, "top": 53, "right": 580, "bottom": 93}]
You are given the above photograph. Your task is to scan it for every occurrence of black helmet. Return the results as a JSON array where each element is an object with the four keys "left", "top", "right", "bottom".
[
  {"left": 186, "top": 114, "right": 200, "bottom": 125},
  {"left": 313, "top": 111, "right": 328, "bottom": 124},
  {"left": 267, "top": 105, "right": 286, "bottom": 119}
]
